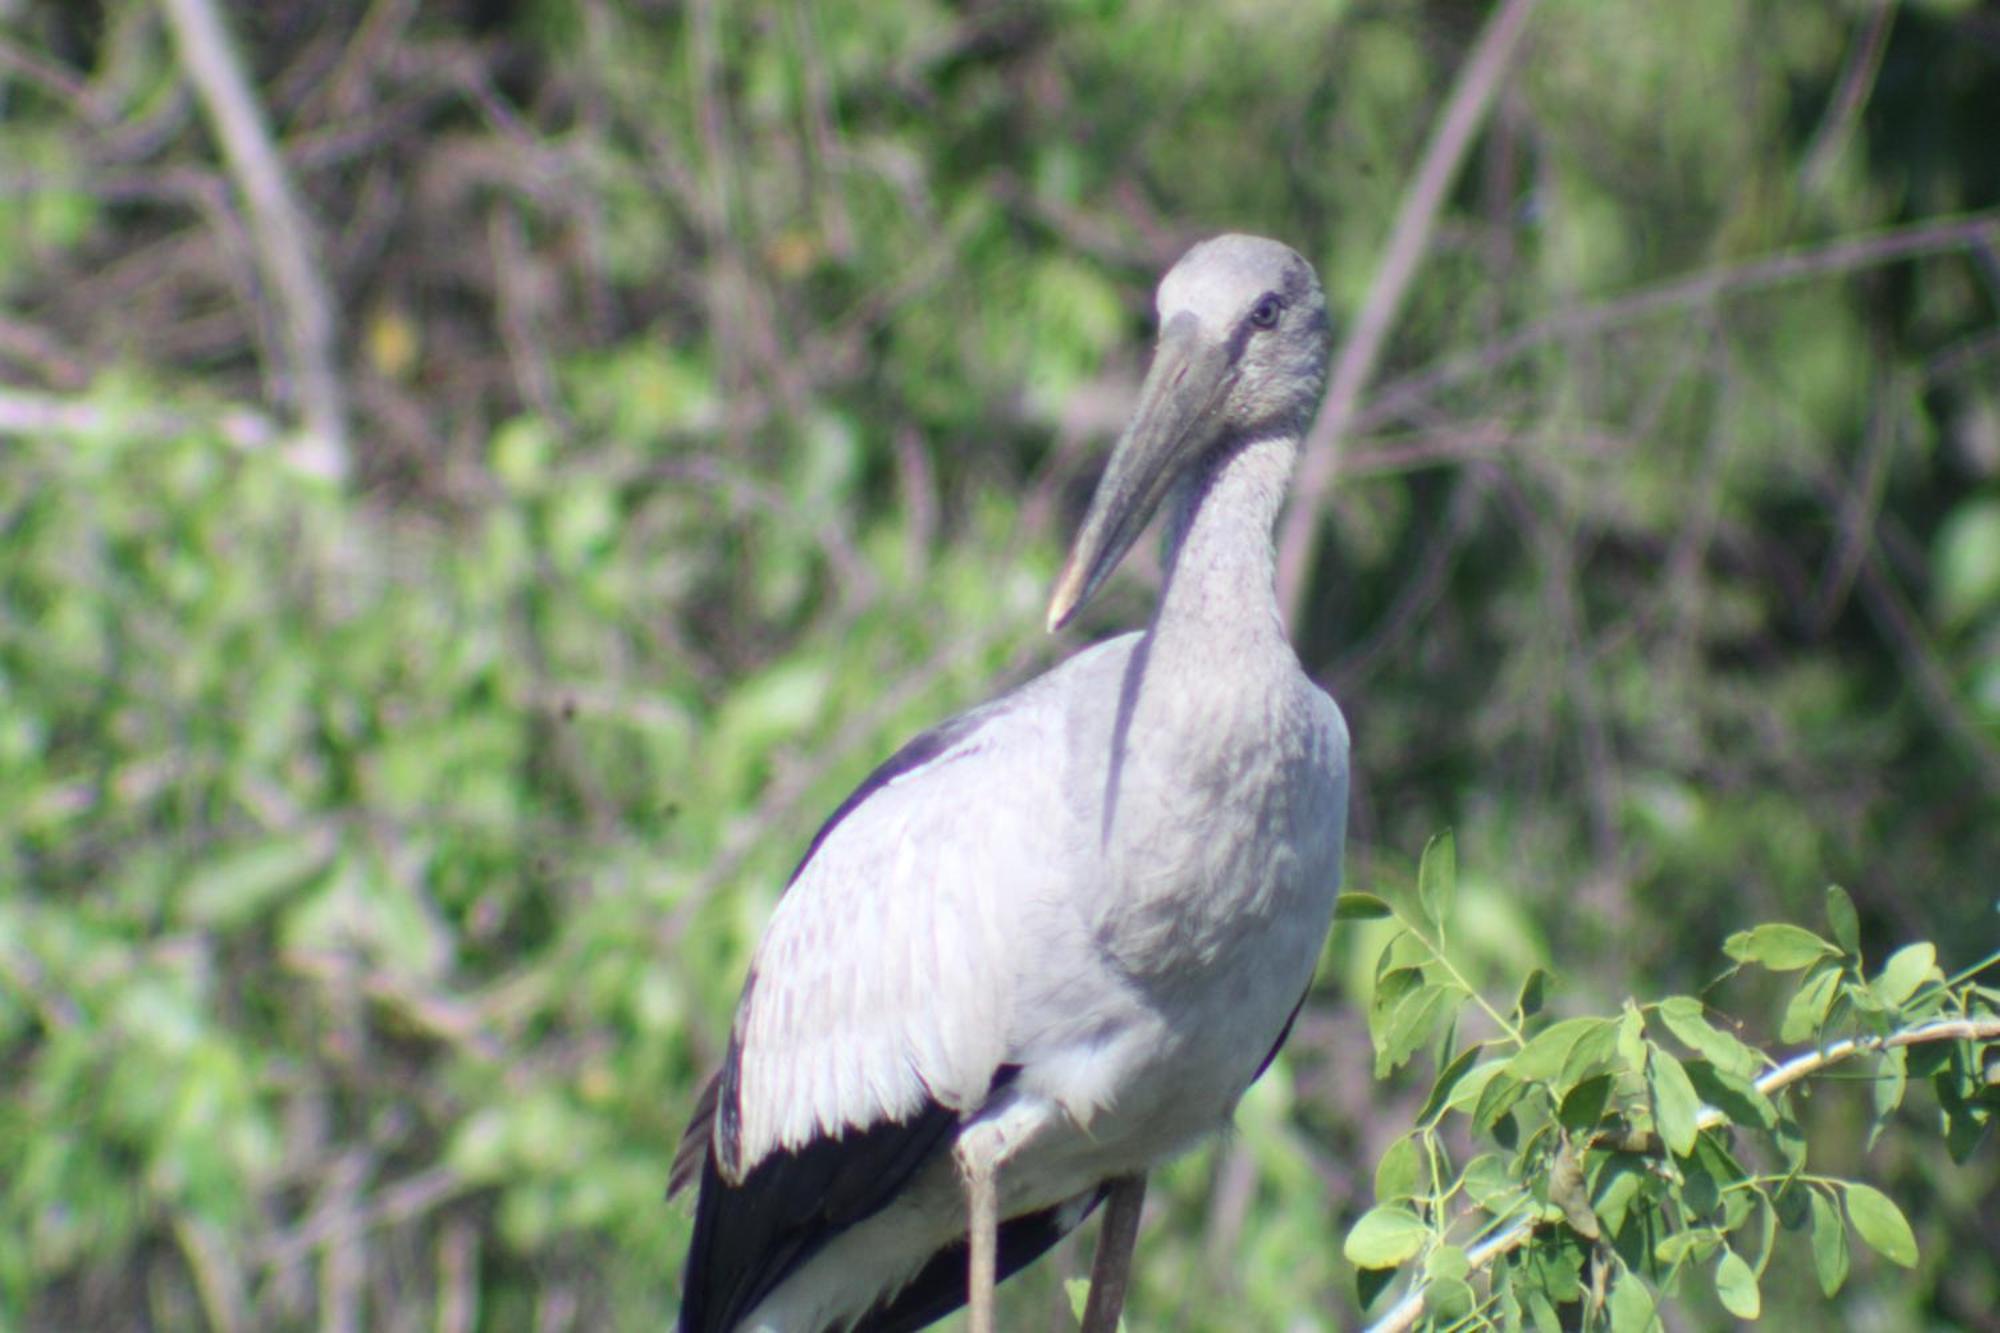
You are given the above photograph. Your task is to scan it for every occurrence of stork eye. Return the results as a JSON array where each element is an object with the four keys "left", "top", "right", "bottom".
[{"left": 1248, "top": 294, "right": 1283, "bottom": 330}]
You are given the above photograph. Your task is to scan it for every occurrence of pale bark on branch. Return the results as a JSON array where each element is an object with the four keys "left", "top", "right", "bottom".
[
  {"left": 1276, "top": 0, "right": 1540, "bottom": 625},
  {"left": 159, "top": 0, "right": 349, "bottom": 480}
]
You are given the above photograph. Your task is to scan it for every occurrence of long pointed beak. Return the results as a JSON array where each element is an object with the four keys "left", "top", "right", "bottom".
[{"left": 1046, "top": 313, "right": 1232, "bottom": 631}]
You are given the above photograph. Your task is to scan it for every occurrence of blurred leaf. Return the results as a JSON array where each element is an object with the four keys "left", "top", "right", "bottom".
[
  {"left": 1516, "top": 967, "right": 1548, "bottom": 1020},
  {"left": 1935, "top": 497, "right": 2000, "bottom": 627},
  {"left": 1335, "top": 892, "right": 1394, "bottom": 920},
  {"left": 179, "top": 835, "right": 331, "bottom": 929}
]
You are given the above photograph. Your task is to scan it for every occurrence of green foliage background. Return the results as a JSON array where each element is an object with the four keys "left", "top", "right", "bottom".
[{"left": 1, "top": 0, "right": 1996, "bottom": 1328}]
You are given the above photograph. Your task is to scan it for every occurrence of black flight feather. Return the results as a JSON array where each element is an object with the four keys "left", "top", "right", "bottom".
[{"left": 675, "top": 710, "right": 1006, "bottom": 1328}]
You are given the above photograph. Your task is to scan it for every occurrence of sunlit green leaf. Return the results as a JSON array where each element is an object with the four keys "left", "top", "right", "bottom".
[
  {"left": 1606, "top": 1268, "right": 1661, "bottom": 1332},
  {"left": 1647, "top": 1046, "right": 1703, "bottom": 1156},
  {"left": 1417, "top": 829, "right": 1456, "bottom": 931},
  {"left": 1779, "top": 962, "right": 1843, "bottom": 1044},
  {"left": 1509, "top": 1017, "right": 1609, "bottom": 1082},
  {"left": 1713, "top": 1247, "right": 1760, "bottom": 1319},
  {"left": 1373, "top": 1135, "right": 1423, "bottom": 1202},
  {"left": 1824, "top": 885, "right": 1861, "bottom": 957},
  {"left": 1417, "top": 1044, "right": 1485, "bottom": 1125},
  {"left": 1844, "top": 1183, "right": 1918, "bottom": 1267},
  {"left": 1343, "top": 1205, "right": 1430, "bottom": 1269},
  {"left": 1439, "top": 1058, "right": 1509, "bottom": 1117},
  {"left": 1872, "top": 942, "right": 1938, "bottom": 1009},
  {"left": 1655, "top": 996, "right": 1761, "bottom": 1078},
  {"left": 1723, "top": 923, "right": 1840, "bottom": 972},
  {"left": 1375, "top": 982, "right": 1450, "bottom": 1077},
  {"left": 1461, "top": 1153, "right": 1516, "bottom": 1211},
  {"left": 1809, "top": 1187, "right": 1850, "bottom": 1296}
]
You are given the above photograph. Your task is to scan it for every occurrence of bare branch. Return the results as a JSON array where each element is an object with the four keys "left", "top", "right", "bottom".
[
  {"left": 1357, "top": 210, "right": 2000, "bottom": 441},
  {"left": 158, "top": 0, "right": 349, "bottom": 479},
  {"left": 0, "top": 385, "right": 278, "bottom": 449},
  {"left": 1800, "top": 1, "right": 1898, "bottom": 195},
  {"left": 1277, "top": 0, "right": 1541, "bottom": 624}
]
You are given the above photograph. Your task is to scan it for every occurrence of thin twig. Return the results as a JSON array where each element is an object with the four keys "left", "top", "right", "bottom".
[
  {"left": 173, "top": 1216, "right": 249, "bottom": 1333},
  {"left": 1365, "top": 1015, "right": 2000, "bottom": 1333},
  {"left": 158, "top": 0, "right": 350, "bottom": 479},
  {"left": 1355, "top": 210, "right": 2000, "bottom": 440},
  {"left": 1276, "top": 0, "right": 1541, "bottom": 625},
  {"left": 1853, "top": 539, "right": 2000, "bottom": 796},
  {"left": 1800, "top": 1, "right": 1898, "bottom": 195}
]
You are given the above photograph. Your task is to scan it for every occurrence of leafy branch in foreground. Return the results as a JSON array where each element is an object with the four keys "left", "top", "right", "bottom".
[{"left": 1335, "top": 835, "right": 2000, "bottom": 1332}]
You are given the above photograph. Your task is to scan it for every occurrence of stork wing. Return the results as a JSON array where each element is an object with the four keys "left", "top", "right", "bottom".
[{"left": 675, "top": 641, "right": 1122, "bottom": 1332}]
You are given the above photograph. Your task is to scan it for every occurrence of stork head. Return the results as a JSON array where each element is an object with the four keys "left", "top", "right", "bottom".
[{"left": 1046, "top": 234, "right": 1330, "bottom": 631}]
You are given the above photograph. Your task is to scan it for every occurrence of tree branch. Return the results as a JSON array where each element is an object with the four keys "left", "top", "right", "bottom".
[
  {"left": 1276, "top": 0, "right": 1540, "bottom": 625},
  {"left": 1365, "top": 1015, "right": 2000, "bottom": 1333},
  {"left": 159, "top": 0, "right": 349, "bottom": 480},
  {"left": 1355, "top": 209, "right": 2000, "bottom": 441}
]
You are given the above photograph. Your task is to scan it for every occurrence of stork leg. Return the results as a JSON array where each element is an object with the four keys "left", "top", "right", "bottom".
[
  {"left": 1079, "top": 1174, "right": 1146, "bottom": 1333},
  {"left": 961, "top": 1154, "right": 999, "bottom": 1333}
]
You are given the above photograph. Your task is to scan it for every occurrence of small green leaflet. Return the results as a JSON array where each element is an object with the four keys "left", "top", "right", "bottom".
[
  {"left": 1723, "top": 923, "right": 1840, "bottom": 971},
  {"left": 1343, "top": 1204, "right": 1430, "bottom": 1269},
  {"left": 1844, "top": 1183, "right": 1918, "bottom": 1268},
  {"left": 1647, "top": 1046, "right": 1704, "bottom": 1156},
  {"left": 1713, "top": 1248, "right": 1761, "bottom": 1319}
]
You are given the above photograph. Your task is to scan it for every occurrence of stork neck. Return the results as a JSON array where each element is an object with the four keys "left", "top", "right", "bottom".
[{"left": 1150, "top": 432, "right": 1296, "bottom": 660}]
